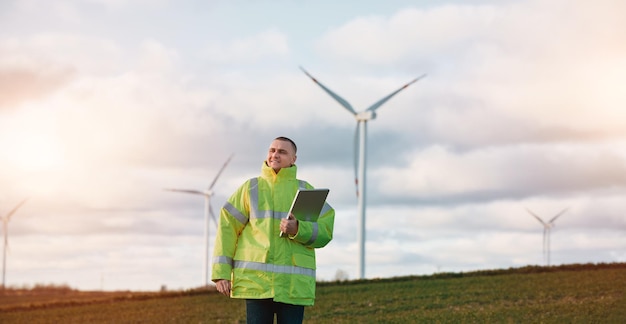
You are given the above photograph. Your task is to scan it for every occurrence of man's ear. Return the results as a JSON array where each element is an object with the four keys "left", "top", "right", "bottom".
[{"left": 292, "top": 155, "right": 297, "bottom": 165}]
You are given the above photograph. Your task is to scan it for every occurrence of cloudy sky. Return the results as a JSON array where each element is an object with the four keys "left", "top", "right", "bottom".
[{"left": 1, "top": 0, "right": 625, "bottom": 291}]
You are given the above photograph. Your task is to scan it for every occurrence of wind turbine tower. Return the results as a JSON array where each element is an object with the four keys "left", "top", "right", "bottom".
[
  {"left": 526, "top": 207, "right": 569, "bottom": 266},
  {"left": 301, "top": 67, "right": 426, "bottom": 279},
  {"left": 166, "top": 154, "right": 233, "bottom": 286},
  {"left": 1, "top": 198, "right": 28, "bottom": 289}
]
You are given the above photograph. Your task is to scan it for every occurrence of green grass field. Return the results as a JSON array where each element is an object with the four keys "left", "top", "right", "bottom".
[{"left": 1, "top": 263, "right": 625, "bottom": 323}]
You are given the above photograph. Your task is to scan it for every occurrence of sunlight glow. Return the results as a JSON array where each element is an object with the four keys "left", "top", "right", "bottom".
[
  {"left": 10, "top": 133, "right": 65, "bottom": 171},
  {"left": 0, "top": 114, "right": 66, "bottom": 173}
]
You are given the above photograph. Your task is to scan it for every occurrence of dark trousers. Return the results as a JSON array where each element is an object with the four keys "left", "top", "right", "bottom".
[{"left": 246, "top": 299, "right": 305, "bottom": 324}]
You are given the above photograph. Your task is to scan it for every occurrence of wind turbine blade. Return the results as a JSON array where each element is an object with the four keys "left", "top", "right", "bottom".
[
  {"left": 209, "top": 205, "right": 218, "bottom": 227},
  {"left": 5, "top": 198, "right": 28, "bottom": 223},
  {"left": 164, "top": 189, "right": 206, "bottom": 195},
  {"left": 548, "top": 207, "right": 569, "bottom": 224},
  {"left": 353, "top": 123, "right": 360, "bottom": 197},
  {"left": 299, "top": 66, "right": 357, "bottom": 115},
  {"left": 365, "top": 74, "right": 427, "bottom": 112},
  {"left": 209, "top": 153, "right": 234, "bottom": 190},
  {"left": 525, "top": 208, "right": 547, "bottom": 226}
]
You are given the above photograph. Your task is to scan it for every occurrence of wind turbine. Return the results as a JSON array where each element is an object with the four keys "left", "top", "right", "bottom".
[
  {"left": 2, "top": 198, "right": 28, "bottom": 289},
  {"left": 165, "top": 154, "right": 233, "bottom": 287},
  {"left": 300, "top": 67, "right": 426, "bottom": 279},
  {"left": 526, "top": 207, "right": 569, "bottom": 266}
]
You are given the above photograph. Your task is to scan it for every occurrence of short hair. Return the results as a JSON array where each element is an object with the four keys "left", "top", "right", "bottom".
[{"left": 275, "top": 136, "right": 297, "bottom": 153}]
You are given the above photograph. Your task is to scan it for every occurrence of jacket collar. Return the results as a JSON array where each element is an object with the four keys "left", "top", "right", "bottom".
[{"left": 261, "top": 161, "right": 297, "bottom": 181}]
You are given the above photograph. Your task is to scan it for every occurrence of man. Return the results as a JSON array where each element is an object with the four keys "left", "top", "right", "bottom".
[{"left": 212, "top": 136, "right": 335, "bottom": 324}]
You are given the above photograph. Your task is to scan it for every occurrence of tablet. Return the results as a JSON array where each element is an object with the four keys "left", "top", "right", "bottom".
[{"left": 279, "top": 188, "right": 329, "bottom": 237}]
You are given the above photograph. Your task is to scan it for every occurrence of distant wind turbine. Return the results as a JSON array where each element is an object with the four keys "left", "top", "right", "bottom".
[
  {"left": 301, "top": 66, "right": 426, "bottom": 279},
  {"left": 2, "top": 198, "right": 28, "bottom": 289},
  {"left": 526, "top": 207, "right": 569, "bottom": 266},
  {"left": 166, "top": 154, "right": 233, "bottom": 286}
]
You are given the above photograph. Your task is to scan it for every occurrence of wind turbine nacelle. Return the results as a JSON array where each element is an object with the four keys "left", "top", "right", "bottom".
[{"left": 355, "top": 110, "right": 376, "bottom": 121}]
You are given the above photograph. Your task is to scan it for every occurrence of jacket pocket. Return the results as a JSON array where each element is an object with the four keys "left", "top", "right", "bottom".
[
  {"left": 292, "top": 252, "right": 316, "bottom": 270},
  {"left": 288, "top": 251, "right": 317, "bottom": 300},
  {"left": 289, "top": 254, "right": 316, "bottom": 299},
  {"left": 234, "top": 246, "right": 268, "bottom": 263}
]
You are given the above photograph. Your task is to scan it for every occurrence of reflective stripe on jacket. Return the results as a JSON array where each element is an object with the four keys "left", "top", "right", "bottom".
[{"left": 211, "top": 162, "right": 335, "bottom": 306}]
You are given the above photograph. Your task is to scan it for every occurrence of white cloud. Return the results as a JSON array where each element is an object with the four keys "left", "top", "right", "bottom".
[
  {"left": 375, "top": 141, "right": 626, "bottom": 200},
  {"left": 0, "top": 33, "right": 124, "bottom": 75},
  {"left": 315, "top": 4, "right": 498, "bottom": 64},
  {"left": 315, "top": 0, "right": 626, "bottom": 141},
  {"left": 203, "top": 29, "right": 290, "bottom": 63},
  {"left": 82, "top": 0, "right": 169, "bottom": 10}
]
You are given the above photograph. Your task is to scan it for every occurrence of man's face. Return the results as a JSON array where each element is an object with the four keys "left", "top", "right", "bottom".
[{"left": 266, "top": 139, "right": 297, "bottom": 172}]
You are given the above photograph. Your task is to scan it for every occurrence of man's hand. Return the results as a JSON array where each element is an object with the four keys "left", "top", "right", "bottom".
[
  {"left": 215, "top": 279, "right": 231, "bottom": 296},
  {"left": 280, "top": 213, "right": 299, "bottom": 236}
]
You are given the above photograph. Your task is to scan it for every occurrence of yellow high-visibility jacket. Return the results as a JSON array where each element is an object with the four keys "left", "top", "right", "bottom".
[{"left": 212, "top": 162, "right": 335, "bottom": 306}]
